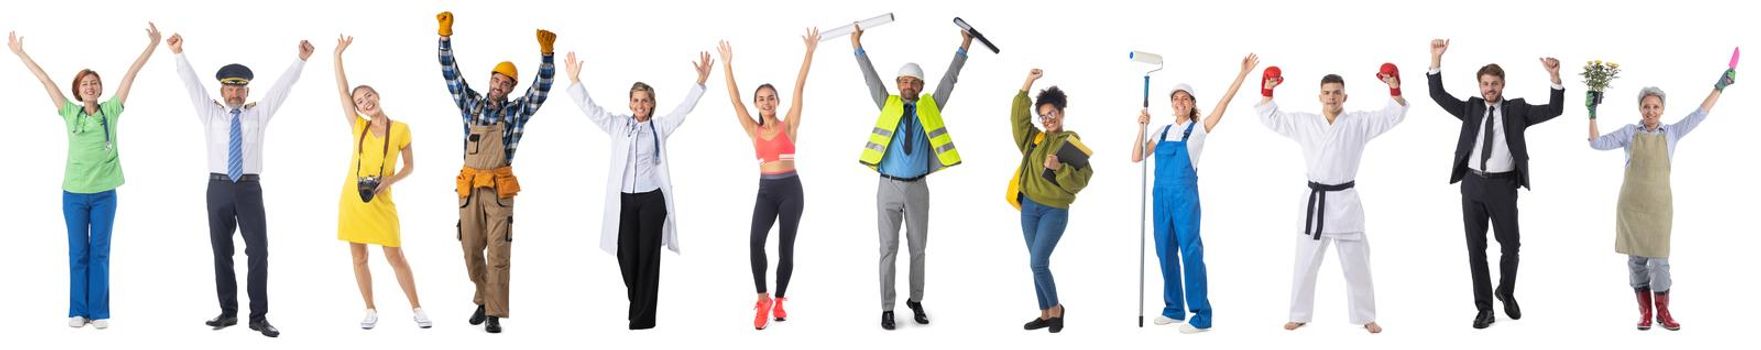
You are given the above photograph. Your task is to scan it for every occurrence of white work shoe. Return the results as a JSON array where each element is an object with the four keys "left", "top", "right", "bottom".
[
  {"left": 68, "top": 316, "right": 88, "bottom": 328},
  {"left": 360, "top": 309, "right": 379, "bottom": 330},
  {"left": 91, "top": 319, "right": 110, "bottom": 330},
  {"left": 413, "top": 308, "right": 433, "bottom": 329},
  {"left": 1153, "top": 315, "right": 1182, "bottom": 325},
  {"left": 1179, "top": 323, "right": 1211, "bottom": 334}
]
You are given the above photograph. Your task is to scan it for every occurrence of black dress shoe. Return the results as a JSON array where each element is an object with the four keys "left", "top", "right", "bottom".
[
  {"left": 206, "top": 315, "right": 238, "bottom": 330},
  {"left": 1497, "top": 293, "right": 1522, "bottom": 320},
  {"left": 1023, "top": 317, "right": 1050, "bottom": 330},
  {"left": 248, "top": 319, "right": 280, "bottom": 338},
  {"left": 905, "top": 300, "right": 929, "bottom": 325},
  {"left": 880, "top": 311, "right": 896, "bottom": 330},
  {"left": 1472, "top": 310, "right": 1495, "bottom": 329},
  {"left": 469, "top": 304, "right": 487, "bottom": 325},
  {"left": 485, "top": 316, "right": 501, "bottom": 334}
]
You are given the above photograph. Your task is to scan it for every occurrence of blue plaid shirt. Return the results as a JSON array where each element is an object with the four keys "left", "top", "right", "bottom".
[{"left": 439, "top": 37, "right": 555, "bottom": 163}]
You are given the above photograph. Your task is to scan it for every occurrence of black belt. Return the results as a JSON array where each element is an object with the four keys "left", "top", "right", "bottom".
[
  {"left": 880, "top": 173, "right": 925, "bottom": 183},
  {"left": 1471, "top": 169, "right": 1516, "bottom": 179},
  {"left": 1304, "top": 181, "right": 1356, "bottom": 240},
  {"left": 209, "top": 173, "right": 261, "bottom": 182}
]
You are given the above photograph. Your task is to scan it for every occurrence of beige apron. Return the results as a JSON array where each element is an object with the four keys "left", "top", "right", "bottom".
[
  {"left": 458, "top": 122, "right": 515, "bottom": 317},
  {"left": 1615, "top": 131, "right": 1672, "bottom": 258}
]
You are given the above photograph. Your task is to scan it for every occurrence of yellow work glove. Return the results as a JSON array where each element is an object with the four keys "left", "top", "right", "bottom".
[
  {"left": 437, "top": 11, "right": 454, "bottom": 37},
  {"left": 537, "top": 29, "right": 557, "bottom": 55}
]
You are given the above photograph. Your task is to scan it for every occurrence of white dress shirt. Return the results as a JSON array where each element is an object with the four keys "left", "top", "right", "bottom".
[
  {"left": 569, "top": 82, "right": 705, "bottom": 255},
  {"left": 1257, "top": 99, "right": 1409, "bottom": 239},
  {"left": 623, "top": 119, "right": 662, "bottom": 193},
  {"left": 176, "top": 54, "right": 305, "bottom": 175},
  {"left": 1468, "top": 101, "right": 1515, "bottom": 173}
]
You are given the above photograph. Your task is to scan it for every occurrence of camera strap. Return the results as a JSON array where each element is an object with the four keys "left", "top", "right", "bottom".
[{"left": 357, "top": 118, "right": 393, "bottom": 178}]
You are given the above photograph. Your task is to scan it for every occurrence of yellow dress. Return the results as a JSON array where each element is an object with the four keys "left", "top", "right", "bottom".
[{"left": 338, "top": 117, "right": 411, "bottom": 247}]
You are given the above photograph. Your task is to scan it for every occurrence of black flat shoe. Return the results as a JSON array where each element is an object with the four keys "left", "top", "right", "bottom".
[
  {"left": 905, "top": 300, "right": 929, "bottom": 325},
  {"left": 880, "top": 311, "right": 896, "bottom": 330},
  {"left": 1472, "top": 310, "right": 1495, "bottom": 329},
  {"left": 1024, "top": 317, "right": 1050, "bottom": 330},
  {"left": 205, "top": 315, "right": 237, "bottom": 330},
  {"left": 485, "top": 316, "right": 501, "bottom": 334},
  {"left": 248, "top": 319, "right": 280, "bottom": 338},
  {"left": 469, "top": 304, "right": 487, "bottom": 325},
  {"left": 1497, "top": 292, "right": 1522, "bottom": 320},
  {"left": 1048, "top": 306, "right": 1066, "bottom": 333}
]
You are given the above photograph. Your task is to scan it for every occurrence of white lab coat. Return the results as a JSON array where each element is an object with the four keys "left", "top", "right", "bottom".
[
  {"left": 568, "top": 82, "right": 705, "bottom": 255},
  {"left": 1255, "top": 99, "right": 1408, "bottom": 240}
]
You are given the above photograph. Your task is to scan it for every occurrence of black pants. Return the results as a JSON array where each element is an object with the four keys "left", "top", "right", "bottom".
[
  {"left": 1461, "top": 172, "right": 1521, "bottom": 312},
  {"left": 751, "top": 175, "right": 804, "bottom": 297},
  {"left": 618, "top": 190, "right": 667, "bottom": 330},
  {"left": 206, "top": 174, "right": 269, "bottom": 322}
]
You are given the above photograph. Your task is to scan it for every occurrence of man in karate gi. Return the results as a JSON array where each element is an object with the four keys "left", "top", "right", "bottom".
[{"left": 1255, "top": 63, "right": 1408, "bottom": 334}]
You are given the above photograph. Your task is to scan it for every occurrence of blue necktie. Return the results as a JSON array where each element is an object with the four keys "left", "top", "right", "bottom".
[{"left": 227, "top": 109, "right": 244, "bottom": 182}]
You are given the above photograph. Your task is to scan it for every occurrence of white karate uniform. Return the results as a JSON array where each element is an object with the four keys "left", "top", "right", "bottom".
[{"left": 1256, "top": 98, "right": 1408, "bottom": 325}]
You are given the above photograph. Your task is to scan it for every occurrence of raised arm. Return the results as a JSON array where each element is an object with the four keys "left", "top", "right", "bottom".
[
  {"left": 255, "top": 40, "right": 312, "bottom": 120},
  {"left": 564, "top": 51, "right": 621, "bottom": 134},
  {"left": 1525, "top": 57, "right": 1567, "bottom": 125},
  {"left": 1426, "top": 40, "right": 1469, "bottom": 120},
  {"left": 1011, "top": 69, "right": 1043, "bottom": 152},
  {"left": 784, "top": 27, "right": 819, "bottom": 139},
  {"left": 1668, "top": 69, "right": 1733, "bottom": 140},
  {"left": 654, "top": 52, "right": 712, "bottom": 136},
  {"left": 851, "top": 23, "right": 888, "bottom": 109},
  {"left": 114, "top": 23, "right": 161, "bottom": 105},
  {"left": 436, "top": 12, "right": 478, "bottom": 112},
  {"left": 717, "top": 40, "right": 758, "bottom": 139},
  {"left": 1203, "top": 53, "right": 1258, "bottom": 133},
  {"left": 1255, "top": 69, "right": 1300, "bottom": 139},
  {"left": 512, "top": 29, "right": 557, "bottom": 117},
  {"left": 169, "top": 34, "right": 217, "bottom": 116},
  {"left": 8, "top": 31, "right": 70, "bottom": 109},
  {"left": 930, "top": 30, "right": 975, "bottom": 108},
  {"left": 333, "top": 35, "right": 358, "bottom": 128}
]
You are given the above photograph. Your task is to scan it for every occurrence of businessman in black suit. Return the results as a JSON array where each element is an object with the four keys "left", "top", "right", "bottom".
[{"left": 1426, "top": 39, "right": 1565, "bottom": 330}]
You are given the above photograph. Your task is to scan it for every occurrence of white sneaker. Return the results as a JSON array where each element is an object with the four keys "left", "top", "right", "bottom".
[
  {"left": 1153, "top": 315, "right": 1182, "bottom": 325},
  {"left": 412, "top": 308, "right": 433, "bottom": 329},
  {"left": 360, "top": 309, "right": 379, "bottom": 330},
  {"left": 91, "top": 319, "right": 110, "bottom": 330},
  {"left": 67, "top": 316, "right": 88, "bottom": 328},
  {"left": 1179, "top": 323, "right": 1211, "bottom": 334}
]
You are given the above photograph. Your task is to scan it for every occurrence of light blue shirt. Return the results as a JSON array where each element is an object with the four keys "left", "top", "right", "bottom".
[
  {"left": 876, "top": 102, "right": 932, "bottom": 178},
  {"left": 1590, "top": 108, "right": 1708, "bottom": 163}
]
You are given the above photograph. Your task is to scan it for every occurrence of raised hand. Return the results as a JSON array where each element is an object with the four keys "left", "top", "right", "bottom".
[
  {"left": 1431, "top": 39, "right": 1449, "bottom": 58},
  {"left": 167, "top": 33, "right": 183, "bottom": 54},
  {"left": 1540, "top": 57, "right": 1562, "bottom": 84},
  {"left": 437, "top": 11, "right": 454, "bottom": 37},
  {"left": 7, "top": 31, "right": 21, "bottom": 56},
  {"left": 146, "top": 22, "right": 162, "bottom": 46},
  {"left": 1241, "top": 53, "right": 1260, "bottom": 74},
  {"left": 717, "top": 40, "right": 733, "bottom": 66},
  {"left": 1021, "top": 68, "right": 1042, "bottom": 91},
  {"left": 298, "top": 40, "right": 315, "bottom": 61},
  {"left": 537, "top": 29, "right": 557, "bottom": 55},
  {"left": 564, "top": 51, "right": 583, "bottom": 84},
  {"left": 1715, "top": 68, "right": 1736, "bottom": 91},
  {"left": 693, "top": 51, "right": 713, "bottom": 85},
  {"left": 802, "top": 27, "right": 820, "bottom": 53},
  {"left": 850, "top": 22, "right": 863, "bottom": 49},
  {"left": 335, "top": 34, "right": 353, "bottom": 56}
]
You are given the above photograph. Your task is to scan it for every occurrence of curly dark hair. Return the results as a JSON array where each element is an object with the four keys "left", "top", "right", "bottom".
[{"left": 1035, "top": 86, "right": 1068, "bottom": 113}]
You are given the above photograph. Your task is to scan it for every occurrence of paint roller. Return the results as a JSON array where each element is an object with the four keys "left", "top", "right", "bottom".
[
  {"left": 1129, "top": 49, "right": 1164, "bottom": 329},
  {"left": 820, "top": 13, "right": 895, "bottom": 42},
  {"left": 953, "top": 17, "right": 1000, "bottom": 54}
]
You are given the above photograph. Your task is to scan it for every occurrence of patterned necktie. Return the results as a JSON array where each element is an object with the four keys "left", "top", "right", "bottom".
[
  {"left": 228, "top": 108, "right": 244, "bottom": 182},
  {"left": 1480, "top": 105, "right": 1496, "bottom": 172}
]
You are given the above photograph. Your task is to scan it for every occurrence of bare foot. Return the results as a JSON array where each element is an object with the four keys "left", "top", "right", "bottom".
[
  {"left": 1364, "top": 322, "right": 1383, "bottom": 334},
  {"left": 1283, "top": 322, "right": 1305, "bottom": 330}
]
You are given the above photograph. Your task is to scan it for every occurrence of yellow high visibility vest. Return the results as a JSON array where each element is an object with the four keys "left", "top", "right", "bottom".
[{"left": 858, "top": 94, "right": 962, "bottom": 172}]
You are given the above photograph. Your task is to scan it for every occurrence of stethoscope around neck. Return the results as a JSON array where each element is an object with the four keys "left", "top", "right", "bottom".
[
  {"left": 625, "top": 118, "right": 662, "bottom": 165},
  {"left": 77, "top": 107, "right": 114, "bottom": 151}
]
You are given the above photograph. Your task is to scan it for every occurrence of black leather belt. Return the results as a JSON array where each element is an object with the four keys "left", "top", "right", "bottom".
[{"left": 209, "top": 173, "right": 261, "bottom": 182}]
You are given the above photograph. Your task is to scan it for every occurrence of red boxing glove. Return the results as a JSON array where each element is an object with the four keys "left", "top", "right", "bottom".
[
  {"left": 1377, "top": 63, "right": 1401, "bottom": 96},
  {"left": 1262, "top": 66, "right": 1282, "bottom": 97}
]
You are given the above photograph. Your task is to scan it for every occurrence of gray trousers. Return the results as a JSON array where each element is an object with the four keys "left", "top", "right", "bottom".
[
  {"left": 1628, "top": 255, "right": 1671, "bottom": 292},
  {"left": 877, "top": 176, "right": 930, "bottom": 311}
]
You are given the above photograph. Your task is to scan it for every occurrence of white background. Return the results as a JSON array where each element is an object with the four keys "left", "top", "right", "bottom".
[{"left": 1, "top": 0, "right": 1751, "bottom": 348}]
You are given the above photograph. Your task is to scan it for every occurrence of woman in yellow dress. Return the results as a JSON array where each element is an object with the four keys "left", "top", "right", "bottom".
[{"left": 334, "top": 35, "right": 427, "bottom": 330}]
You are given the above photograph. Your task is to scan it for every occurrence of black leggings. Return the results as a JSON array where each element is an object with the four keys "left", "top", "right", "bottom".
[{"left": 751, "top": 174, "right": 804, "bottom": 297}]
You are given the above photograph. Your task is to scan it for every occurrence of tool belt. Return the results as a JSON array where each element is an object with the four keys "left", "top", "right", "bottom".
[{"left": 457, "top": 165, "right": 520, "bottom": 199}]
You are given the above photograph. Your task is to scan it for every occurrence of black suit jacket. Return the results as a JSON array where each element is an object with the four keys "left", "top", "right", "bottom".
[{"left": 1427, "top": 71, "right": 1565, "bottom": 189}]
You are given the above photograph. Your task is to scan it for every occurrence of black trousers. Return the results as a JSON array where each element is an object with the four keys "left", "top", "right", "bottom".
[
  {"left": 751, "top": 175, "right": 804, "bottom": 297},
  {"left": 1461, "top": 172, "right": 1521, "bottom": 312},
  {"left": 618, "top": 190, "right": 667, "bottom": 330},
  {"left": 206, "top": 174, "right": 269, "bottom": 322}
]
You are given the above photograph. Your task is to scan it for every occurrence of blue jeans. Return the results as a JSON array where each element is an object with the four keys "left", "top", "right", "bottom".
[
  {"left": 1020, "top": 196, "right": 1069, "bottom": 310},
  {"left": 65, "top": 190, "right": 117, "bottom": 320}
]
